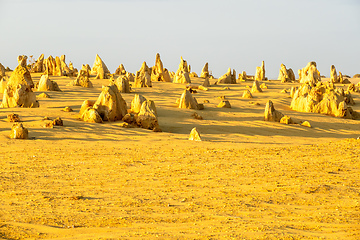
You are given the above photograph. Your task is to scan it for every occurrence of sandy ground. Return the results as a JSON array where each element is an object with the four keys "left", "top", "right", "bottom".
[{"left": 0, "top": 73, "right": 359, "bottom": 239}]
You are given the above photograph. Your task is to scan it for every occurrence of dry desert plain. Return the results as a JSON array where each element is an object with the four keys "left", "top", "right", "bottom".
[{"left": 0, "top": 71, "right": 359, "bottom": 239}]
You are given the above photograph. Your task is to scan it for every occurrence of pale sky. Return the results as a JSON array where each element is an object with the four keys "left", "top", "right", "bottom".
[{"left": 0, "top": 0, "right": 359, "bottom": 78}]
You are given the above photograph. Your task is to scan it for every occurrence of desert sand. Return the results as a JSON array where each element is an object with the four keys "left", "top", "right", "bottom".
[{"left": 0, "top": 66, "right": 360, "bottom": 239}]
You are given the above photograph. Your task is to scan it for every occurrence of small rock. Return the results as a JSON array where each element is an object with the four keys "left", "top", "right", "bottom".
[
  {"left": 280, "top": 115, "right": 293, "bottom": 124},
  {"left": 217, "top": 100, "right": 231, "bottom": 108},
  {"left": 10, "top": 123, "right": 28, "bottom": 139},
  {"left": 63, "top": 107, "right": 73, "bottom": 112},
  {"left": 7, "top": 113, "right": 20, "bottom": 122},
  {"left": 301, "top": 121, "right": 312, "bottom": 128},
  {"left": 281, "top": 89, "right": 288, "bottom": 93},
  {"left": 223, "top": 87, "right": 230, "bottom": 90},
  {"left": 203, "top": 100, "right": 210, "bottom": 103},
  {"left": 191, "top": 112, "right": 203, "bottom": 120},
  {"left": 53, "top": 117, "right": 63, "bottom": 126},
  {"left": 189, "top": 127, "right": 201, "bottom": 141},
  {"left": 38, "top": 93, "right": 50, "bottom": 98}
]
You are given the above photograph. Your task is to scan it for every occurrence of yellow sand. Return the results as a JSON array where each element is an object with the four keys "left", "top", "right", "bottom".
[{"left": 0, "top": 73, "right": 359, "bottom": 239}]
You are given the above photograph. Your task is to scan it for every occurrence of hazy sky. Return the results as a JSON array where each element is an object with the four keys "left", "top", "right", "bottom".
[{"left": 0, "top": 0, "right": 359, "bottom": 78}]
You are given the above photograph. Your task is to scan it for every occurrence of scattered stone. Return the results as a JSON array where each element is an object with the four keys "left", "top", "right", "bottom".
[
  {"left": 43, "top": 121, "right": 54, "bottom": 128},
  {"left": 38, "top": 93, "right": 50, "bottom": 98},
  {"left": 223, "top": 87, "right": 230, "bottom": 90},
  {"left": 242, "top": 89, "right": 253, "bottom": 98},
  {"left": 280, "top": 115, "right": 293, "bottom": 124},
  {"left": 7, "top": 113, "right": 20, "bottom": 122},
  {"left": 238, "top": 71, "right": 247, "bottom": 81},
  {"left": 191, "top": 112, "right": 203, "bottom": 120},
  {"left": 204, "top": 100, "right": 210, "bottom": 103},
  {"left": 281, "top": 89, "right": 288, "bottom": 93},
  {"left": 62, "top": 106, "right": 73, "bottom": 112},
  {"left": 53, "top": 117, "right": 63, "bottom": 126},
  {"left": 260, "top": 83, "right": 268, "bottom": 89},
  {"left": 10, "top": 123, "right": 28, "bottom": 139},
  {"left": 251, "top": 80, "right": 263, "bottom": 93},
  {"left": 264, "top": 100, "right": 284, "bottom": 122},
  {"left": 217, "top": 100, "right": 231, "bottom": 108},
  {"left": 119, "top": 122, "right": 134, "bottom": 128},
  {"left": 347, "top": 84, "right": 356, "bottom": 92},
  {"left": 189, "top": 127, "right": 201, "bottom": 141},
  {"left": 301, "top": 121, "right": 312, "bottom": 128}
]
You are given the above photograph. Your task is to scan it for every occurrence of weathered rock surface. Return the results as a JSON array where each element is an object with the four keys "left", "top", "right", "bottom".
[
  {"left": 298, "top": 62, "right": 321, "bottom": 86},
  {"left": 264, "top": 100, "right": 284, "bottom": 122},
  {"left": 217, "top": 68, "right": 236, "bottom": 84},
  {"left": 178, "top": 89, "right": 202, "bottom": 110},
  {"left": 189, "top": 127, "right": 201, "bottom": 141},
  {"left": 251, "top": 80, "right": 263, "bottom": 93},
  {"left": 1, "top": 55, "right": 39, "bottom": 108},
  {"left": 242, "top": 89, "right": 253, "bottom": 98},
  {"left": 255, "top": 61, "right": 265, "bottom": 81},
  {"left": 173, "top": 57, "right": 191, "bottom": 84},
  {"left": 115, "top": 64, "right": 126, "bottom": 75},
  {"left": 113, "top": 75, "right": 130, "bottom": 93},
  {"left": 68, "top": 70, "right": 93, "bottom": 88},
  {"left": 10, "top": 123, "right": 28, "bottom": 139},
  {"left": 37, "top": 74, "right": 61, "bottom": 91},
  {"left": 151, "top": 53, "right": 171, "bottom": 82},
  {"left": 200, "top": 63, "right": 209, "bottom": 79},
  {"left": 134, "top": 62, "right": 152, "bottom": 87},
  {"left": 278, "top": 64, "right": 295, "bottom": 83},
  {"left": 131, "top": 94, "right": 147, "bottom": 114},
  {"left": 290, "top": 83, "right": 359, "bottom": 119},
  {"left": 91, "top": 54, "right": 110, "bottom": 79}
]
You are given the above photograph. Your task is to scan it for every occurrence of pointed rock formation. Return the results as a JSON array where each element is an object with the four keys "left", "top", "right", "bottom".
[
  {"left": 202, "top": 77, "right": 210, "bottom": 87},
  {"left": 10, "top": 123, "right": 28, "bottom": 139},
  {"left": 93, "top": 85, "right": 128, "bottom": 122},
  {"left": 298, "top": 62, "right": 321, "bottom": 86},
  {"left": 330, "top": 65, "right": 338, "bottom": 83},
  {"left": 114, "top": 75, "right": 130, "bottom": 93},
  {"left": 68, "top": 70, "right": 93, "bottom": 88},
  {"left": 217, "top": 100, "right": 231, "bottom": 108},
  {"left": 115, "top": 64, "right": 126, "bottom": 75},
  {"left": 238, "top": 71, "right": 248, "bottom": 81},
  {"left": 0, "top": 63, "right": 5, "bottom": 78},
  {"left": 178, "top": 89, "right": 203, "bottom": 110},
  {"left": 264, "top": 100, "right": 284, "bottom": 122},
  {"left": 217, "top": 68, "right": 236, "bottom": 84},
  {"left": 37, "top": 74, "right": 61, "bottom": 91},
  {"left": 1, "top": 55, "right": 39, "bottom": 108},
  {"left": 81, "top": 107, "right": 103, "bottom": 123},
  {"left": 136, "top": 100, "right": 159, "bottom": 130},
  {"left": 30, "top": 54, "right": 45, "bottom": 73},
  {"left": 0, "top": 77, "right": 7, "bottom": 94},
  {"left": 278, "top": 64, "right": 295, "bottom": 83},
  {"left": 280, "top": 115, "right": 293, "bottom": 124},
  {"left": 91, "top": 54, "right": 110, "bottom": 79},
  {"left": 134, "top": 62, "right": 152, "bottom": 87},
  {"left": 173, "top": 57, "right": 191, "bottom": 84},
  {"left": 200, "top": 63, "right": 209, "bottom": 79},
  {"left": 255, "top": 61, "right": 265, "bottom": 81},
  {"left": 131, "top": 94, "right": 147, "bottom": 114},
  {"left": 151, "top": 53, "right": 171, "bottom": 82},
  {"left": 242, "top": 89, "right": 253, "bottom": 98},
  {"left": 126, "top": 72, "right": 135, "bottom": 82},
  {"left": 251, "top": 80, "right": 263, "bottom": 93},
  {"left": 189, "top": 127, "right": 201, "bottom": 141}
]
